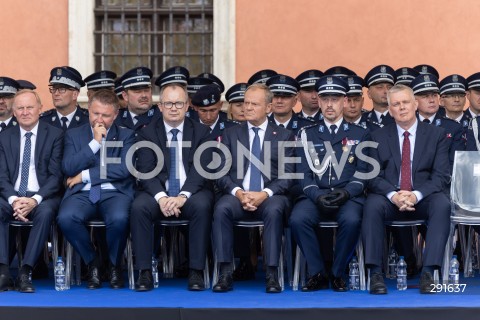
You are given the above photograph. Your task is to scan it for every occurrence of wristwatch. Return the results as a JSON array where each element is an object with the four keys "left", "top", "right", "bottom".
[{"left": 178, "top": 194, "right": 188, "bottom": 199}]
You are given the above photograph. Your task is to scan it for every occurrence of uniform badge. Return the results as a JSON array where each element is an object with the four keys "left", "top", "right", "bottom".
[
  {"left": 56, "top": 68, "right": 62, "bottom": 76},
  {"left": 148, "top": 109, "right": 154, "bottom": 117},
  {"left": 52, "top": 116, "right": 56, "bottom": 122},
  {"left": 327, "top": 77, "right": 333, "bottom": 84},
  {"left": 343, "top": 123, "right": 349, "bottom": 131},
  {"left": 292, "top": 121, "right": 298, "bottom": 129},
  {"left": 422, "top": 66, "right": 428, "bottom": 74},
  {"left": 319, "top": 125, "right": 324, "bottom": 133},
  {"left": 12, "top": 121, "right": 17, "bottom": 126},
  {"left": 424, "top": 75, "right": 430, "bottom": 82},
  {"left": 463, "top": 120, "right": 469, "bottom": 128},
  {"left": 123, "top": 111, "right": 128, "bottom": 118},
  {"left": 453, "top": 75, "right": 458, "bottom": 82},
  {"left": 435, "top": 119, "right": 441, "bottom": 126},
  {"left": 75, "top": 116, "right": 80, "bottom": 122},
  {"left": 348, "top": 155, "right": 355, "bottom": 163},
  {"left": 220, "top": 122, "right": 225, "bottom": 130},
  {"left": 319, "top": 113, "right": 324, "bottom": 120},
  {"left": 380, "top": 66, "right": 386, "bottom": 73}
]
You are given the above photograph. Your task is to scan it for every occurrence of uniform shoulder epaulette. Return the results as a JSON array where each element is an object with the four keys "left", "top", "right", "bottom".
[
  {"left": 226, "top": 119, "right": 241, "bottom": 125},
  {"left": 303, "top": 117, "right": 316, "bottom": 123},
  {"left": 440, "top": 116, "right": 459, "bottom": 124},
  {"left": 298, "top": 123, "right": 318, "bottom": 132},
  {"left": 368, "top": 120, "right": 383, "bottom": 128},
  {"left": 78, "top": 107, "right": 89, "bottom": 115},
  {"left": 40, "top": 109, "right": 55, "bottom": 118},
  {"left": 361, "top": 108, "right": 369, "bottom": 113}
]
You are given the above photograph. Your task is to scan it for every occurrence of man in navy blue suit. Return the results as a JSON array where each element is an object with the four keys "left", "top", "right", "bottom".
[
  {"left": 290, "top": 76, "right": 371, "bottom": 292},
  {"left": 130, "top": 83, "right": 213, "bottom": 292},
  {"left": 0, "top": 90, "right": 64, "bottom": 293},
  {"left": 57, "top": 89, "right": 135, "bottom": 290},
  {"left": 212, "top": 83, "right": 294, "bottom": 293},
  {"left": 363, "top": 84, "right": 451, "bottom": 294}
]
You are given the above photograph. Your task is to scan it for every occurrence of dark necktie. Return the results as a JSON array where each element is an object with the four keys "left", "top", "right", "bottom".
[
  {"left": 380, "top": 114, "right": 385, "bottom": 123},
  {"left": 0, "top": 122, "right": 6, "bottom": 131},
  {"left": 168, "top": 128, "right": 180, "bottom": 196},
  {"left": 249, "top": 127, "right": 262, "bottom": 192},
  {"left": 330, "top": 124, "right": 337, "bottom": 138},
  {"left": 422, "top": 118, "right": 430, "bottom": 124},
  {"left": 279, "top": 124, "right": 285, "bottom": 128},
  {"left": 89, "top": 150, "right": 102, "bottom": 203},
  {"left": 400, "top": 131, "right": 412, "bottom": 191},
  {"left": 18, "top": 132, "right": 33, "bottom": 197},
  {"left": 61, "top": 117, "right": 68, "bottom": 131}
]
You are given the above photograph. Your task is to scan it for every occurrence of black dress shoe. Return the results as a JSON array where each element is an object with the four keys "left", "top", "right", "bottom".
[
  {"left": 331, "top": 276, "right": 348, "bottom": 292},
  {"left": 188, "top": 269, "right": 205, "bottom": 291},
  {"left": 0, "top": 273, "right": 14, "bottom": 292},
  {"left": 109, "top": 266, "right": 124, "bottom": 289},
  {"left": 87, "top": 265, "right": 101, "bottom": 289},
  {"left": 135, "top": 269, "right": 153, "bottom": 292},
  {"left": 15, "top": 273, "right": 35, "bottom": 293},
  {"left": 369, "top": 272, "right": 387, "bottom": 295},
  {"left": 233, "top": 259, "right": 255, "bottom": 281},
  {"left": 301, "top": 272, "right": 329, "bottom": 292},
  {"left": 213, "top": 273, "right": 233, "bottom": 292},
  {"left": 419, "top": 272, "right": 435, "bottom": 294},
  {"left": 265, "top": 269, "right": 281, "bottom": 293}
]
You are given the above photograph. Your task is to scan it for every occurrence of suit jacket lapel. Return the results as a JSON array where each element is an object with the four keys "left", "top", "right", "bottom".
[
  {"left": 35, "top": 122, "right": 47, "bottom": 165},
  {"left": 412, "top": 123, "right": 426, "bottom": 175},
  {"left": 155, "top": 120, "right": 169, "bottom": 172},
  {"left": 388, "top": 124, "right": 401, "bottom": 173},
  {"left": 239, "top": 123, "right": 250, "bottom": 174},
  {"left": 12, "top": 126, "right": 21, "bottom": 181},
  {"left": 182, "top": 119, "right": 193, "bottom": 169}
]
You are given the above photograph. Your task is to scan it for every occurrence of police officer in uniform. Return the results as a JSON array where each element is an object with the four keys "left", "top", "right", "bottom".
[
  {"left": 439, "top": 74, "right": 471, "bottom": 128},
  {"left": 115, "top": 67, "right": 160, "bottom": 132},
  {"left": 364, "top": 65, "right": 396, "bottom": 125},
  {"left": 40, "top": 66, "right": 89, "bottom": 131},
  {"left": 295, "top": 69, "right": 323, "bottom": 122},
  {"left": 225, "top": 82, "right": 248, "bottom": 122},
  {"left": 266, "top": 74, "right": 314, "bottom": 136},
  {"left": 84, "top": 70, "right": 117, "bottom": 101},
  {"left": 0, "top": 77, "right": 20, "bottom": 133},
  {"left": 465, "top": 72, "right": 480, "bottom": 119},
  {"left": 342, "top": 75, "right": 383, "bottom": 132},
  {"left": 247, "top": 69, "right": 278, "bottom": 85},
  {"left": 395, "top": 67, "right": 419, "bottom": 86},
  {"left": 324, "top": 66, "right": 356, "bottom": 78},
  {"left": 289, "top": 75, "right": 371, "bottom": 292},
  {"left": 16, "top": 80, "right": 36, "bottom": 90}
]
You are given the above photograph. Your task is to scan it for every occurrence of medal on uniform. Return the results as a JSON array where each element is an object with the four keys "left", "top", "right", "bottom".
[{"left": 348, "top": 155, "right": 354, "bottom": 163}]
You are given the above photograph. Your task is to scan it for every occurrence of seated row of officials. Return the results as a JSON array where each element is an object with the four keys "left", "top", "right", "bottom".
[{"left": 0, "top": 75, "right": 473, "bottom": 296}]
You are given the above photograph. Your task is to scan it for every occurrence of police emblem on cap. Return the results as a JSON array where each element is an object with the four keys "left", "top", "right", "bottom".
[
  {"left": 381, "top": 66, "right": 386, "bottom": 73},
  {"left": 175, "top": 67, "right": 180, "bottom": 73},
  {"left": 402, "top": 68, "right": 408, "bottom": 75},
  {"left": 327, "top": 77, "right": 333, "bottom": 84},
  {"left": 203, "top": 98, "right": 209, "bottom": 105},
  {"left": 57, "top": 68, "right": 62, "bottom": 76},
  {"left": 335, "top": 67, "right": 342, "bottom": 74},
  {"left": 240, "top": 84, "right": 247, "bottom": 90},
  {"left": 422, "top": 66, "right": 428, "bottom": 73},
  {"left": 137, "top": 68, "right": 142, "bottom": 75},
  {"left": 261, "top": 71, "right": 268, "bottom": 78},
  {"left": 279, "top": 75, "right": 286, "bottom": 82},
  {"left": 453, "top": 75, "right": 458, "bottom": 82},
  {"left": 348, "top": 77, "right": 354, "bottom": 85},
  {"left": 424, "top": 75, "right": 430, "bottom": 82},
  {"left": 211, "top": 95, "right": 216, "bottom": 103},
  {"left": 0, "top": 80, "right": 3, "bottom": 86},
  {"left": 309, "top": 71, "right": 315, "bottom": 77},
  {"left": 101, "top": 71, "right": 106, "bottom": 78}
]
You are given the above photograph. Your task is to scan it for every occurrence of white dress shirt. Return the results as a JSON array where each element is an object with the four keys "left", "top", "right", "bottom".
[{"left": 56, "top": 109, "right": 76, "bottom": 128}]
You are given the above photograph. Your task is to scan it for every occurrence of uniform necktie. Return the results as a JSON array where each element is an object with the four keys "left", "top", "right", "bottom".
[
  {"left": 0, "top": 122, "right": 6, "bottom": 131},
  {"left": 422, "top": 118, "right": 430, "bottom": 124},
  {"left": 18, "top": 132, "right": 33, "bottom": 197},
  {"left": 249, "top": 127, "right": 262, "bottom": 192},
  {"left": 279, "top": 124, "right": 285, "bottom": 128},
  {"left": 400, "top": 131, "right": 412, "bottom": 191},
  {"left": 61, "top": 117, "right": 68, "bottom": 131},
  {"left": 330, "top": 124, "right": 337, "bottom": 138},
  {"left": 168, "top": 128, "right": 180, "bottom": 196},
  {"left": 380, "top": 114, "right": 385, "bottom": 123}
]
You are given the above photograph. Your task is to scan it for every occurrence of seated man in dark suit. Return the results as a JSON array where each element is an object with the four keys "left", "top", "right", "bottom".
[
  {"left": 131, "top": 83, "right": 213, "bottom": 292},
  {"left": 212, "top": 83, "right": 294, "bottom": 294},
  {"left": 363, "top": 84, "right": 451, "bottom": 294},
  {"left": 57, "top": 89, "right": 135, "bottom": 290},
  {"left": 0, "top": 90, "right": 64, "bottom": 293}
]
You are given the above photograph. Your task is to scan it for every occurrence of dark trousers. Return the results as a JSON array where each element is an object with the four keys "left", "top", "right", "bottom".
[
  {"left": 289, "top": 198, "right": 362, "bottom": 277},
  {"left": 57, "top": 191, "right": 131, "bottom": 266},
  {"left": 130, "top": 189, "right": 213, "bottom": 271},
  {"left": 362, "top": 192, "right": 450, "bottom": 268},
  {"left": 213, "top": 194, "right": 287, "bottom": 267},
  {"left": 0, "top": 196, "right": 60, "bottom": 267}
]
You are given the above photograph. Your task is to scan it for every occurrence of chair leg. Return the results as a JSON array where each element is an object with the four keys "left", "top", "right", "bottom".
[
  {"left": 278, "top": 235, "right": 285, "bottom": 291},
  {"left": 65, "top": 242, "right": 73, "bottom": 289},
  {"left": 126, "top": 236, "right": 135, "bottom": 290},
  {"left": 203, "top": 255, "right": 210, "bottom": 289},
  {"left": 284, "top": 227, "right": 294, "bottom": 287},
  {"left": 356, "top": 236, "right": 366, "bottom": 291}
]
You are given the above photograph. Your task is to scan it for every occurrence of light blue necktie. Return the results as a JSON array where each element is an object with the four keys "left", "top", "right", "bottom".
[
  {"left": 249, "top": 127, "right": 262, "bottom": 191},
  {"left": 18, "top": 132, "right": 33, "bottom": 197},
  {"left": 168, "top": 128, "right": 180, "bottom": 196}
]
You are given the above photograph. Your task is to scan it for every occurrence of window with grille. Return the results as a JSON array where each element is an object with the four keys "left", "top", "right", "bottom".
[{"left": 94, "top": 0, "right": 213, "bottom": 80}]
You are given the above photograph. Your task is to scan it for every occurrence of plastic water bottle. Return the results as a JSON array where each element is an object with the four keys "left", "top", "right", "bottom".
[
  {"left": 387, "top": 248, "right": 398, "bottom": 279},
  {"left": 449, "top": 255, "right": 460, "bottom": 284},
  {"left": 54, "top": 257, "right": 67, "bottom": 291},
  {"left": 396, "top": 256, "right": 407, "bottom": 290},
  {"left": 152, "top": 256, "right": 159, "bottom": 288},
  {"left": 349, "top": 257, "right": 360, "bottom": 291}
]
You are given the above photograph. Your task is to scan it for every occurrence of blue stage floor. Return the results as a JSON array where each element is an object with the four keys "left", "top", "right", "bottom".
[{"left": 1, "top": 275, "right": 480, "bottom": 309}]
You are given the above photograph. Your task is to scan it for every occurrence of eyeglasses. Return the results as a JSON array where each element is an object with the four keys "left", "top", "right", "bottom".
[
  {"left": 161, "top": 101, "right": 186, "bottom": 109},
  {"left": 441, "top": 93, "right": 466, "bottom": 99},
  {"left": 49, "top": 87, "right": 74, "bottom": 94}
]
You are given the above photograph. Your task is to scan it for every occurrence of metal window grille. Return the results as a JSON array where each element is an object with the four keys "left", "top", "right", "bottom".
[{"left": 94, "top": 0, "right": 213, "bottom": 80}]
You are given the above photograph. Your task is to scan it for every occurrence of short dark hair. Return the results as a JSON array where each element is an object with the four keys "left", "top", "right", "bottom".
[{"left": 88, "top": 89, "right": 120, "bottom": 111}]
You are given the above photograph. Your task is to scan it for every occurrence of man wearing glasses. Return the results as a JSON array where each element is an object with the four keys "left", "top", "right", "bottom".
[
  {"left": 130, "top": 83, "right": 213, "bottom": 292},
  {"left": 0, "top": 77, "right": 20, "bottom": 133},
  {"left": 439, "top": 74, "right": 471, "bottom": 128},
  {"left": 40, "top": 66, "right": 89, "bottom": 131}
]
